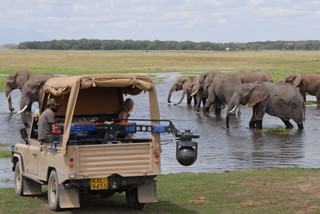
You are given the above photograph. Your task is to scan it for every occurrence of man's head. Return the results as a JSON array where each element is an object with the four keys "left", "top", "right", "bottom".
[
  {"left": 47, "top": 98, "right": 61, "bottom": 112},
  {"left": 123, "top": 98, "right": 134, "bottom": 112}
]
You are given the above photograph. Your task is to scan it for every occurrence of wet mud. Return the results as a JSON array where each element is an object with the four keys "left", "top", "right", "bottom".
[{"left": 1, "top": 72, "right": 320, "bottom": 188}]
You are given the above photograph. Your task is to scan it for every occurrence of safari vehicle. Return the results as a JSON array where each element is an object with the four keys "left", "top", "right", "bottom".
[{"left": 12, "top": 74, "right": 199, "bottom": 211}]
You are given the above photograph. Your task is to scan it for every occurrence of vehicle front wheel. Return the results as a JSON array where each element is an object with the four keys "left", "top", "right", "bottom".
[
  {"left": 126, "top": 187, "right": 145, "bottom": 210},
  {"left": 48, "top": 170, "right": 61, "bottom": 211},
  {"left": 14, "top": 161, "right": 24, "bottom": 196}
]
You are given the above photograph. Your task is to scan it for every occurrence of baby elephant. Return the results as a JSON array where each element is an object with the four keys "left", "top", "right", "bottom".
[{"left": 226, "top": 81, "right": 304, "bottom": 130}]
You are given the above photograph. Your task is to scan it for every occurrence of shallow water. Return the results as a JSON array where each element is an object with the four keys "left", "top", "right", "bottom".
[{"left": 1, "top": 72, "right": 320, "bottom": 188}]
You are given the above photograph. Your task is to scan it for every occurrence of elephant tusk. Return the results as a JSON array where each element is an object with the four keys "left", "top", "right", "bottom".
[
  {"left": 190, "top": 89, "right": 198, "bottom": 96},
  {"left": 229, "top": 105, "right": 238, "bottom": 114},
  {"left": 221, "top": 106, "right": 227, "bottom": 112},
  {"left": 4, "top": 92, "right": 11, "bottom": 102},
  {"left": 16, "top": 105, "right": 28, "bottom": 116}
]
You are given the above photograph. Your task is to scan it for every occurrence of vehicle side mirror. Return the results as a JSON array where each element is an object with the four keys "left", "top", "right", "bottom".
[{"left": 20, "top": 128, "right": 28, "bottom": 143}]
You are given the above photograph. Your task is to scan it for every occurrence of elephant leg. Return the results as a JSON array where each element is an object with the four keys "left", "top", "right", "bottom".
[
  {"left": 195, "top": 91, "right": 203, "bottom": 112},
  {"left": 255, "top": 120, "right": 263, "bottom": 129},
  {"left": 203, "top": 106, "right": 210, "bottom": 114},
  {"left": 187, "top": 95, "right": 192, "bottom": 105},
  {"left": 281, "top": 119, "right": 294, "bottom": 129},
  {"left": 299, "top": 86, "right": 307, "bottom": 102},
  {"left": 249, "top": 118, "right": 256, "bottom": 129},
  {"left": 250, "top": 105, "right": 266, "bottom": 129},
  {"left": 193, "top": 95, "right": 197, "bottom": 105},
  {"left": 215, "top": 107, "right": 221, "bottom": 115},
  {"left": 19, "top": 97, "right": 31, "bottom": 128},
  {"left": 202, "top": 98, "right": 206, "bottom": 106},
  {"left": 316, "top": 89, "right": 320, "bottom": 104},
  {"left": 203, "top": 90, "right": 215, "bottom": 114}
]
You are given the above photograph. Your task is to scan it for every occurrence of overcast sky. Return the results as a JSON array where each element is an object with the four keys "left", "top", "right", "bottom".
[{"left": 1, "top": 0, "right": 319, "bottom": 44}]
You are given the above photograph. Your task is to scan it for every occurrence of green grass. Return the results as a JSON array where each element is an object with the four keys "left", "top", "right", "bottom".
[
  {"left": 1, "top": 168, "right": 320, "bottom": 213},
  {"left": 260, "top": 126, "right": 293, "bottom": 134},
  {"left": 305, "top": 101, "right": 318, "bottom": 105},
  {"left": 0, "top": 76, "right": 6, "bottom": 92},
  {"left": 0, "top": 150, "right": 11, "bottom": 158},
  {"left": 0, "top": 50, "right": 319, "bottom": 81}
]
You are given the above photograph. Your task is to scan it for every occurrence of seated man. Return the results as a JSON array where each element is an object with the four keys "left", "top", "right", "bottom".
[{"left": 38, "top": 98, "right": 61, "bottom": 143}]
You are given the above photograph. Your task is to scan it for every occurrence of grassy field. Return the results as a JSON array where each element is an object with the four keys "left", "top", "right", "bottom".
[
  {"left": 1, "top": 168, "right": 320, "bottom": 214},
  {"left": 0, "top": 50, "right": 320, "bottom": 92}
]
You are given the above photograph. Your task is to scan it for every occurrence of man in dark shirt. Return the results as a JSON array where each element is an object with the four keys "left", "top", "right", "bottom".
[{"left": 38, "top": 98, "right": 61, "bottom": 143}]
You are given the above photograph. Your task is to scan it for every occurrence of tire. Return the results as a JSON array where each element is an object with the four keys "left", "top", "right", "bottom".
[
  {"left": 48, "top": 170, "right": 61, "bottom": 211},
  {"left": 126, "top": 187, "right": 145, "bottom": 210},
  {"left": 14, "top": 161, "right": 23, "bottom": 196}
]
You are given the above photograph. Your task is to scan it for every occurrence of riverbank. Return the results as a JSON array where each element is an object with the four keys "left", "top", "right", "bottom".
[{"left": 1, "top": 168, "right": 320, "bottom": 214}]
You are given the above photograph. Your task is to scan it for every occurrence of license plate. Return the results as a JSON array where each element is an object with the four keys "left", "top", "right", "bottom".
[{"left": 91, "top": 178, "right": 108, "bottom": 190}]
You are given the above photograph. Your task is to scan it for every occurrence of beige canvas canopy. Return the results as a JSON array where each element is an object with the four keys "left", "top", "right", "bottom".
[{"left": 41, "top": 74, "right": 161, "bottom": 154}]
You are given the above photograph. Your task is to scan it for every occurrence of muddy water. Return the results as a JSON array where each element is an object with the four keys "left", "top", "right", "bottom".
[{"left": 1, "top": 72, "right": 320, "bottom": 188}]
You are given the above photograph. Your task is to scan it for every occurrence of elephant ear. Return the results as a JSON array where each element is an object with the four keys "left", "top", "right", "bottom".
[
  {"left": 292, "top": 73, "right": 302, "bottom": 87},
  {"left": 248, "top": 84, "right": 269, "bottom": 107},
  {"left": 182, "top": 78, "right": 191, "bottom": 90},
  {"left": 16, "top": 70, "right": 29, "bottom": 89}
]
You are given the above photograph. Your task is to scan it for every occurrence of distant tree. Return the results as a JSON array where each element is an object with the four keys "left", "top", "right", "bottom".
[{"left": 17, "top": 39, "right": 320, "bottom": 51}]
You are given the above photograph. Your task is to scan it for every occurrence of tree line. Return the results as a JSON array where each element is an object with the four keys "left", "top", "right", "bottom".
[{"left": 17, "top": 39, "right": 320, "bottom": 51}]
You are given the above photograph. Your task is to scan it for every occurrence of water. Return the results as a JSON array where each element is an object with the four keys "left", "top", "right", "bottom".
[{"left": 1, "top": 72, "right": 320, "bottom": 188}]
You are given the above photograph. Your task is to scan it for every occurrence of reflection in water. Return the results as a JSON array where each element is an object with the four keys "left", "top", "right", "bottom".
[{"left": 1, "top": 73, "right": 320, "bottom": 188}]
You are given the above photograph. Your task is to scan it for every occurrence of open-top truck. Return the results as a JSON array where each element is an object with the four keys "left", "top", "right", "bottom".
[{"left": 12, "top": 74, "right": 199, "bottom": 211}]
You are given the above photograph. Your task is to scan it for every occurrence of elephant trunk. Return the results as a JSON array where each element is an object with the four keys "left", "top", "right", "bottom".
[
  {"left": 167, "top": 87, "right": 175, "bottom": 103},
  {"left": 5, "top": 87, "right": 14, "bottom": 112},
  {"left": 226, "top": 99, "right": 239, "bottom": 128}
]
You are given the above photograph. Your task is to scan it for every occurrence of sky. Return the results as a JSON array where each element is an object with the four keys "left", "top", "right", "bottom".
[{"left": 1, "top": 0, "right": 319, "bottom": 44}]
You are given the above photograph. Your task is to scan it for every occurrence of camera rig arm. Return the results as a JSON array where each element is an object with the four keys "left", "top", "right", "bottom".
[{"left": 54, "top": 119, "right": 200, "bottom": 166}]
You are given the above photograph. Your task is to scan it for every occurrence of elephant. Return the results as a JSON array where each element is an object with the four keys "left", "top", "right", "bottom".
[
  {"left": 193, "top": 71, "right": 221, "bottom": 112},
  {"left": 167, "top": 75, "right": 198, "bottom": 105},
  {"left": 226, "top": 82, "right": 304, "bottom": 130},
  {"left": 201, "top": 72, "right": 242, "bottom": 115},
  {"left": 173, "top": 75, "right": 207, "bottom": 106},
  {"left": 280, "top": 72, "right": 320, "bottom": 103},
  {"left": 234, "top": 70, "right": 273, "bottom": 83},
  {"left": 5, "top": 70, "right": 54, "bottom": 127}
]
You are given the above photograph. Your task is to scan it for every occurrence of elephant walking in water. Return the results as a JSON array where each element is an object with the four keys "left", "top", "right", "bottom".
[
  {"left": 167, "top": 75, "right": 200, "bottom": 105},
  {"left": 5, "top": 70, "right": 54, "bottom": 127},
  {"left": 202, "top": 73, "right": 242, "bottom": 115},
  {"left": 226, "top": 82, "right": 305, "bottom": 130},
  {"left": 280, "top": 72, "right": 320, "bottom": 103},
  {"left": 193, "top": 71, "right": 221, "bottom": 112}
]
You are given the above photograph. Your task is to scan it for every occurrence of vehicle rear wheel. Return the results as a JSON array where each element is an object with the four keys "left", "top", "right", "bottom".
[
  {"left": 15, "top": 161, "right": 23, "bottom": 196},
  {"left": 48, "top": 170, "right": 61, "bottom": 211},
  {"left": 126, "top": 187, "right": 145, "bottom": 209}
]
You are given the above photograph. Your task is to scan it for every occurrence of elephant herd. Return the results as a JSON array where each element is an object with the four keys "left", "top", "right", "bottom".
[
  {"left": 4, "top": 70, "right": 320, "bottom": 130},
  {"left": 168, "top": 70, "right": 320, "bottom": 130}
]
